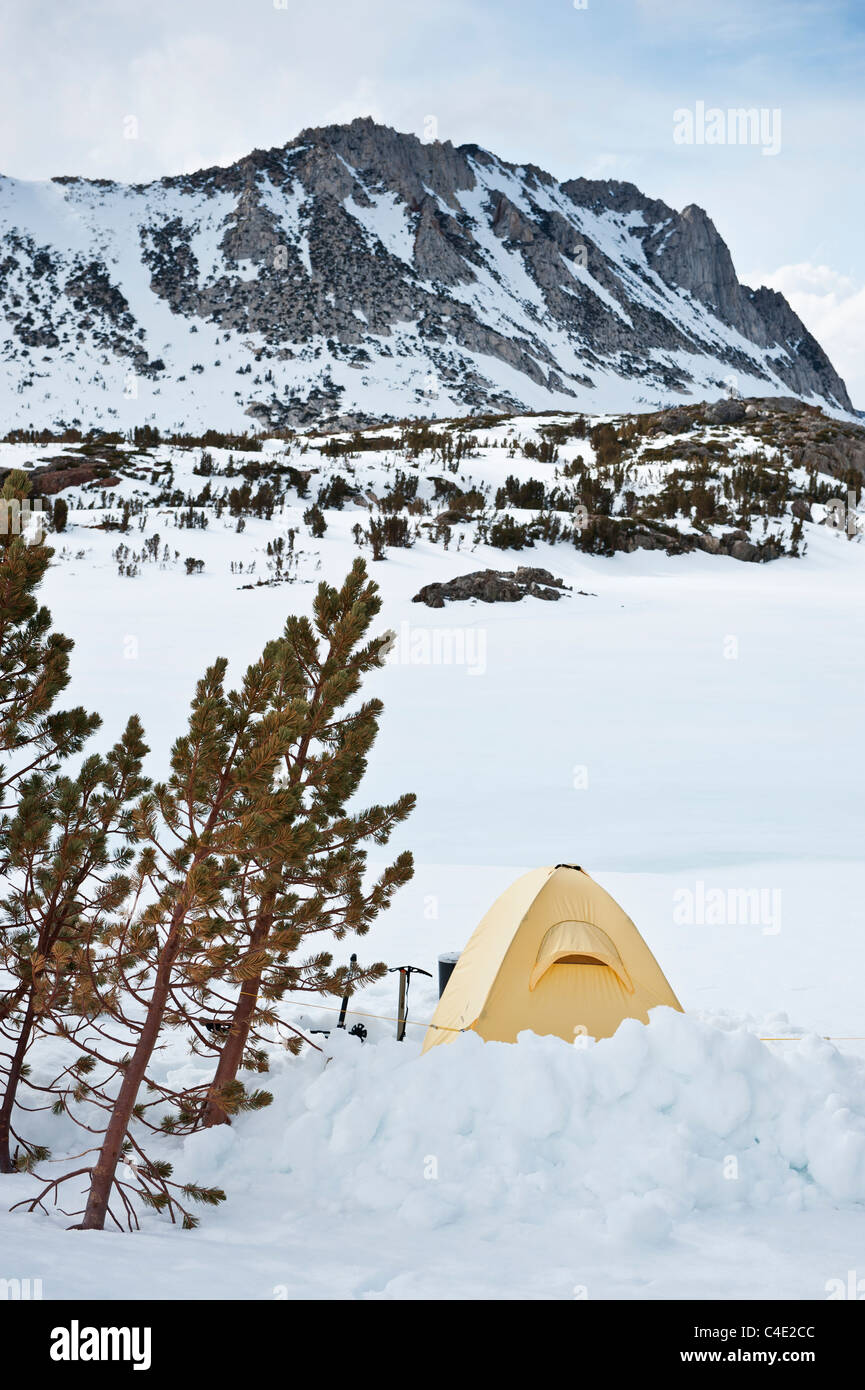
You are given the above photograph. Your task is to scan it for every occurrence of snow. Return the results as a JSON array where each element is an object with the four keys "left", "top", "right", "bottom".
[
  {"left": 259, "top": 178, "right": 313, "bottom": 275},
  {"left": 4, "top": 1012, "right": 865, "bottom": 1299},
  {"left": 562, "top": 259, "right": 634, "bottom": 325},
  {"left": 345, "top": 190, "right": 416, "bottom": 267},
  {"left": 1, "top": 421, "right": 864, "bottom": 1299}
]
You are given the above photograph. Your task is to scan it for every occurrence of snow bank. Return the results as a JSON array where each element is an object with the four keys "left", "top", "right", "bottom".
[
  {"left": 184, "top": 1010, "right": 865, "bottom": 1246},
  {"left": 5, "top": 1009, "right": 864, "bottom": 1299}
]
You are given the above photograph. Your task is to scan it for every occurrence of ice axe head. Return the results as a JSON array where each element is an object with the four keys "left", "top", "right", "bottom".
[{"left": 388, "top": 965, "right": 432, "bottom": 1040}]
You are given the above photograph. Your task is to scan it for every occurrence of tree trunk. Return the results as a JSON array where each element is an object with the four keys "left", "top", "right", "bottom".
[
  {"left": 0, "top": 997, "right": 36, "bottom": 1172},
  {"left": 200, "top": 970, "right": 263, "bottom": 1128},
  {"left": 77, "top": 932, "right": 180, "bottom": 1230},
  {"left": 201, "top": 908, "right": 271, "bottom": 1128}
]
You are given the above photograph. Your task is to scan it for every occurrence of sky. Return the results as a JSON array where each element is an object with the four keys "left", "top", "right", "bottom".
[{"left": 1, "top": 0, "right": 862, "bottom": 404}]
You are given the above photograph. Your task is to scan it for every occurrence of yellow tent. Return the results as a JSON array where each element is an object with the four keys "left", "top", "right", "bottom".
[{"left": 422, "top": 864, "right": 683, "bottom": 1052}]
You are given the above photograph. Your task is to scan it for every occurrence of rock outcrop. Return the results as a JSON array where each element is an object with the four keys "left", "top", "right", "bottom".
[{"left": 413, "top": 567, "right": 571, "bottom": 606}]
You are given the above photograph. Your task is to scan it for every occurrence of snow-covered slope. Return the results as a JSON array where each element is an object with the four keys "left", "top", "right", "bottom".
[
  {"left": 2, "top": 403, "right": 864, "bottom": 1300},
  {"left": 0, "top": 118, "right": 854, "bottom": 433}
]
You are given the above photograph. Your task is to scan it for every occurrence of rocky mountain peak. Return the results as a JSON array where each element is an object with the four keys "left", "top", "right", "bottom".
[{"left": 0, "top": 118, "right": 853, "bottom": 432}]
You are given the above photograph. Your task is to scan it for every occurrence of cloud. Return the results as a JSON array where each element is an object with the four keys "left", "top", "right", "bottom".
[{"left": 756, "top": 264, "right": 865, "bottom": 410}]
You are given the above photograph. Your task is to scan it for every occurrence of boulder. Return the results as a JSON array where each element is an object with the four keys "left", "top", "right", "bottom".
[
  {"left": 705, "top": 399, "right": 746, "bottom": 425},
  {"left": 653, "top": 408, "right": 692, "bottom": 436},
  {"left": 412, "top": 567, "right": 570, "bottom": 607}
]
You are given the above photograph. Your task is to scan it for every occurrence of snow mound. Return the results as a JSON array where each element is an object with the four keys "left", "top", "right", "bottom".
[{"left": 185, "top": 1010, "right": 865, "bottom": 1243}]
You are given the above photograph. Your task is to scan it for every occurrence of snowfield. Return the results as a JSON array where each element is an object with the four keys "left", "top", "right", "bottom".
[{"left": 1, "top": 418, "right": 864, "bottom": 1300}]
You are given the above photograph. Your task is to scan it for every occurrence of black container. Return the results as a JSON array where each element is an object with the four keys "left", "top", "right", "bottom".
[{"left": 438, "top": 952, "right": 460, "bottom": 997}]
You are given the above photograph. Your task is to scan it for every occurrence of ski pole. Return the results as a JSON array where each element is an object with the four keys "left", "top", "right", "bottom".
[{"left": 337, "top": 953, "right": 357, "bottom": 1030}]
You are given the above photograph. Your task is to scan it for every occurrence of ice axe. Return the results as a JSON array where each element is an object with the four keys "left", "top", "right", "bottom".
[
  {"left": 388, "top": 964, "right": 432, "bottom": 1041},
  {"left": 309, "top": 953, "right": 367, "bottom": 1041}
]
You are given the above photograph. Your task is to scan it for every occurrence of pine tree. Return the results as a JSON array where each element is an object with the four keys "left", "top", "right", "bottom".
[
  {"left": 197, "top": 560, "right": 414, "bottom": 1127},
  {"left": 0, "top": 470, "right": 97, "bottom": 828},
  {"left": 13, "top": 655, "right": 271, "bottom": 1227},
  {"left": 0, "top": 469, "right": 101, "bottom": 1124},
  {"left": 0, "top": 718, "right": 149, "bottom": 1172},
  {"left": 14, "top": 561, "right": 414, "bottom": 1230},
  {"left": 58, "top": 652, "right": 285, "bottom": 1230},
  {"left": 29, "top": 617, "right": 340, "bottom": 1228},
  {"left": 303, "top": 503, "right": 327, "bottom": 538},
  {"left": 367, "top": 516, "right": 387, "bottom": 560}
]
